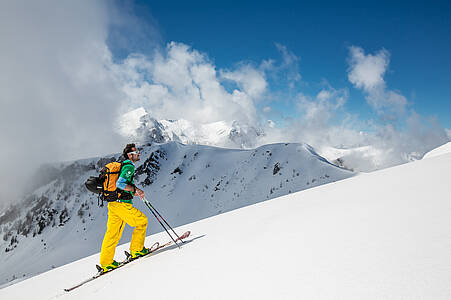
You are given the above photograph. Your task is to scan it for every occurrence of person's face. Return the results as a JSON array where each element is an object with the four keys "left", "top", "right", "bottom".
[{"left": 128, "top": 147, "right": 141, "bottom": 162}]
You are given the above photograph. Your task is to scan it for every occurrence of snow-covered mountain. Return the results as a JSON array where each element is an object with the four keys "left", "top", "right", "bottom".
[
  {"left": 118, "top": 108, "right": 263, "bottom": 148},
  {"left": 117, "top": 108, "right": 447, "bottom": 173},
  {"left": 0, "top": 141, "right": 353, "bottom": 285},
  {"left": 1, "top": 143, "right": 450, "bottom": 299}
]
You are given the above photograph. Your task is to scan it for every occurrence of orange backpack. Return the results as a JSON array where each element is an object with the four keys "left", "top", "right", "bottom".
[
  {"left": 101, "top": 161, "right": 133, "bottom": 202},
  {"left": 85, "top": 161, "right": 132, "bottom": 206}
]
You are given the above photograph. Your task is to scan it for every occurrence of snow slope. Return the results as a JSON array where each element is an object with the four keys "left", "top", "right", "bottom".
[
  {"left": 2, "top": 152, "right": 450, "bottom": 299},
  {"left": 423, "top": 141, "right": 451, "bottom": 159},
  {"left": 0, "top": 142, "right": 352, "bottom": 285}
]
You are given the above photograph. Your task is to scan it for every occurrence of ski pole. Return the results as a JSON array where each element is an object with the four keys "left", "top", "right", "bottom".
[
  {"left": 144, "top": 200, "right": 179, "bottom": 248},
  {"left": 141, "top": 198, "right": 181, "bottom": 248},
  {"left": 143, "top": 198, "right": 183, "bottom": 243},
  {"left": 143, "top": 198, "right": 185, "bottom": 243}
]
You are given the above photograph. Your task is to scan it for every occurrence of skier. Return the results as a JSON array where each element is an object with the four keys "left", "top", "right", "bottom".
[{"left": 99, "top": 143, "right": 149, "bottom": 272}]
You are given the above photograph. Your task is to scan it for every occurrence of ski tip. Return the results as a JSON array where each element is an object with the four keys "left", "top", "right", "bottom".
[
  {"left": 175, "top": 231, "right": 191, "bottom": 244},
  {"left": 149, "top": 242, "right": 160, "bottom": 252}
]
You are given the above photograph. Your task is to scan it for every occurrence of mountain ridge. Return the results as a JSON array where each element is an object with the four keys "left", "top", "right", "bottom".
[{"left": 0, "top": 141, "right": 353, "bottom": 285}]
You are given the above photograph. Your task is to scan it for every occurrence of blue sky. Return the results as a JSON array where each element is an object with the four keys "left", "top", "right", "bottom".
[{"left": 110, "top": 0, "right": 451, "bottom": 129}]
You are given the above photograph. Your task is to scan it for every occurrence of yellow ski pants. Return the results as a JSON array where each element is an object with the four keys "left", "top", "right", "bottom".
[{"left": 100, "top": 201, "right": 148, "bottom": 266}]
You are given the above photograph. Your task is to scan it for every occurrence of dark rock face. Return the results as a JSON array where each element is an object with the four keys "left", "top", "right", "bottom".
[{"left": 136, "top": 149, "right": 166, "bottom": 186}]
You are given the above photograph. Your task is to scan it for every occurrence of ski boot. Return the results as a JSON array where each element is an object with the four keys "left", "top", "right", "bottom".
[
  {"left": 130, "top": 247, "right": 150, "bottom": 259},
  {"left": 100, "top": 260, "right": 119, "bottom": 272}
]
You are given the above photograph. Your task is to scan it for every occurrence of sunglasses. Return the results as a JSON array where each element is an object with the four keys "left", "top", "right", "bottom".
[{"left": 129, "top": 151, "right": 140, "bottom": 155}]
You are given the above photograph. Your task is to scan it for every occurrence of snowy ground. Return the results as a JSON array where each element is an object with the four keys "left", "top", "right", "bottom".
[
  {"left": 423, "top": 141, "right": 451, "bottom": 159},
  {"left": 1, "top": 152, "right": 451, "bottom": 299}
]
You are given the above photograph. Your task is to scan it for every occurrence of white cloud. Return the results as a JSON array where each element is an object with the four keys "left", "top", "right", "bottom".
[
  {"left": 114, "top": 42, "right": 304, "bottom": 140},
  {"left": 221, "top": 65, "right": 267, "bottom": 99},
  {"left": 115, "top": 42, "right": 265, "bottom": 127},
  {"left": 0, "top": 0, "right": 127, "bottom": 203},
  {"left": 258, "top": 78, "right": 449, "bottom": 172},
  {"left": 260, "top": 43, "right": 302, "bottom": 89},
  {"left": 263, "top": 106, "right": 272, "bottom": 113},
  {"left": 297, "top": 88, "right": 348, "bottom": 126},
  {"left": 275, "top": 43, "right": 302, "bottom": 83},
  {"left": 348, "top": 46, "right": 389, "bottom": 91},
  {"left": 113, "top": 36, "right": 449, "bottom": 173},
  {"left": 347, "top": 46, "right": 407, "bottom": 118},
  {"left": 257, "top": 86, "right": 356, "bottom": 149}
]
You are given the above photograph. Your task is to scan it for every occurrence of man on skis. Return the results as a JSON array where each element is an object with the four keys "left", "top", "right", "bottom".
[{"left": 99, "top": 143, "right": 149, "bottom": 272}]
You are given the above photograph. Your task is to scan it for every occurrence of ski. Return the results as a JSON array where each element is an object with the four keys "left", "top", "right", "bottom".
[{"left": 64, "top": 231, "right": 190, "bottom": 292}]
